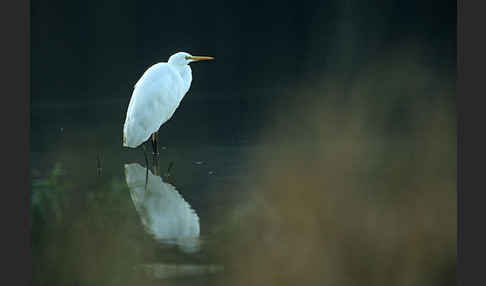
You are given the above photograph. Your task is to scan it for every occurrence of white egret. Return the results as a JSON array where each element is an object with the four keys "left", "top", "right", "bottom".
[{"left": 123, "top": 52, "right": 214, "bottom": 153}]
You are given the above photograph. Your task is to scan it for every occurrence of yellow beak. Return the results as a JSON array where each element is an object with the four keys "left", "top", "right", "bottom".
[{"left": 188, "top": 56, "right": 214, "bottom": 61}]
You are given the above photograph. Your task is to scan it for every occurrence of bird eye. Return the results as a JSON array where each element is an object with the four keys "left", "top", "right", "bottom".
[{"left": 185, "top": 56, "right": 190, "bottom": 60}]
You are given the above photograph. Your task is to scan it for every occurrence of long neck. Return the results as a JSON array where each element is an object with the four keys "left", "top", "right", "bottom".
[{"left": 170, "top": 64, "right": 192, "bottom": 94}]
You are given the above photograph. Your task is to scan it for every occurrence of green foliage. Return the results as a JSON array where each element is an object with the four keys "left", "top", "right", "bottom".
[{"left": 31, "top": 162, "right": 68, "bottom": 225}]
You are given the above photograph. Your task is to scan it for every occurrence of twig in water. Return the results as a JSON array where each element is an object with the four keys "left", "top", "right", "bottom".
[{"left": 96, "top": 152, "right": 103, "bottom": 176}]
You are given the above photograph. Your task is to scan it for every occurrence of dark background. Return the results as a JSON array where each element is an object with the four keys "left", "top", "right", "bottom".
[
  {"left": 31, "top": 0, "right": 456, "bottom": 104},
  {"left": 28, "top": 1, "right": 458, "bottom": 285}
]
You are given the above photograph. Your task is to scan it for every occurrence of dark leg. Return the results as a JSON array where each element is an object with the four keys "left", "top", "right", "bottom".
[
  {"left": 144, "top": 164, "right": 149, "bottom": 191},
  {"left": 152, "top": 153, "right": 160, "bottom": 176},
  {"left": 141, "top": 143, "right": 149, "bottom": 167},
  {"left": 141, "top": 143, "right": 149, "bottom": 191},
  {"left": 151, "top": 132, "right": 159, "bottom": 156}
]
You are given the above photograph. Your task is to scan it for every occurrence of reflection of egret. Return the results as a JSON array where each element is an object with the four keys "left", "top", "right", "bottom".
[
  {"left": 123, "top": 52, "right": 214, "bottom": 154},
  {"left": 125, "top": 163, "right": 200, "bottom": 253}
]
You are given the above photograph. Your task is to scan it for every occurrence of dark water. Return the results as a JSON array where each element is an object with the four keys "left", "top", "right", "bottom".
[
  {"left": 31, "top": 81, "right": 456, "bottom": 286},
  {"left": 31, "top": 95, "right": 260, "bottom": 285}
]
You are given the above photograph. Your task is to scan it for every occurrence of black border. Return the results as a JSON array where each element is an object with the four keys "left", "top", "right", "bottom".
[
  {"left": 458, "top": 0, "right": 486, "bottom": 285},
  {"left": 0, "top": 0, "right": 478, "bottom": 285},
  {"left": 457, "top": 1, "right": 462, "bottom": 285},
  {"left": 1, "top": 0, "right": 31, "bottom": 285}
]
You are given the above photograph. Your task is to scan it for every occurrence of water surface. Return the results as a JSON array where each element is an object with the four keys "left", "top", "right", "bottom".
[{"left": 31, "top": 91, "right": 456, "bottom": 286}]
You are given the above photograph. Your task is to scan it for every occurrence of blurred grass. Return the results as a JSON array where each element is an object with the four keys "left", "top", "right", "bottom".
[
  {"left": 30, "top": 163, "right": 151, "bottom": 286},
  {"left": 208, "top": 50, "right": 455, "bottom": 286}
]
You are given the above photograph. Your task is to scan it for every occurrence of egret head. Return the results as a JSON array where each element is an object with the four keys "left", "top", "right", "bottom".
[{"left": 168, "top": 52, "right": 214, "bottom": 66}]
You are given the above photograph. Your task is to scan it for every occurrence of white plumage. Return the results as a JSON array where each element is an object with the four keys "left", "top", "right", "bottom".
[{"left": 123, "top": 52, "right": 213, "bottom": 148}]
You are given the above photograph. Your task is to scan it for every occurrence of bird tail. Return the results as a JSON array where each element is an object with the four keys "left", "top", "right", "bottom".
[
  {"left": 122, "top": 121, "right": 144, "bottom": 148},
  {"left": 123, "top": 124, "right": 129, "bottom": 147}
]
